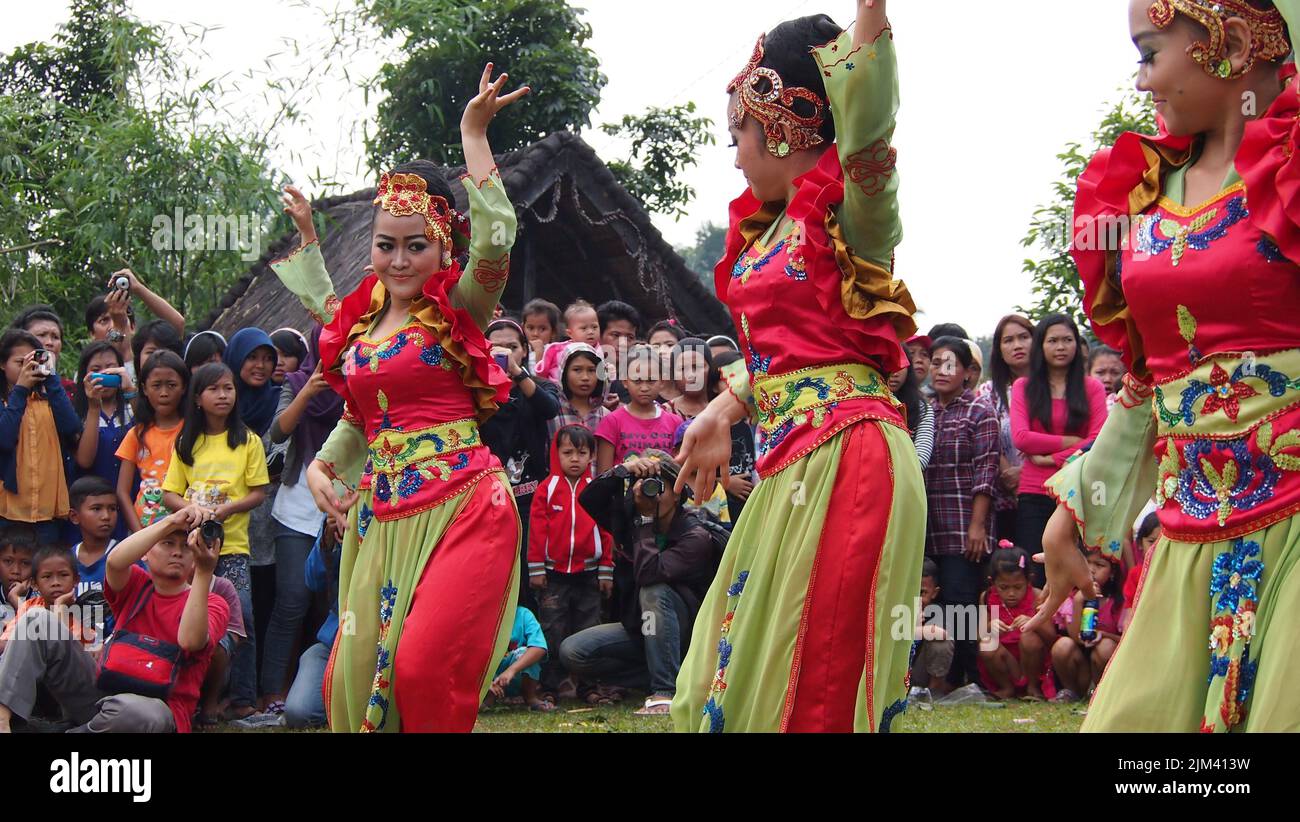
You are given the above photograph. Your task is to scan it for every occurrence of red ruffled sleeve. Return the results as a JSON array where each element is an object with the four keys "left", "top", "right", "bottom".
[
  {"left": 1236, "top": 64, "right": 1300, "bottom": 263},
  {"left": 1071, "top": 128, "right": 1191, "bottom": 381},
  {"left": 317, "top": 265, "right": 511, "bottom": 425},
  {"left": 714, "top": 145, "right": 914, "bottom": 375}
]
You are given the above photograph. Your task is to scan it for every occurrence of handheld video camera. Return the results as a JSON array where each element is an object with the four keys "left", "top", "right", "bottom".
[{"left": 200, "top": 519, "right": 225, "bottom": 550}]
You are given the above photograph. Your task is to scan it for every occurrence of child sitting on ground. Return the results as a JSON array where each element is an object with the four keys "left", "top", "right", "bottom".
[
  {"left": 0, "top": 545, "right": 93, "bottom": 654},
  {"left": 483, "top": 603, "right": 549, "bottom": 711},
  {"left": 978, "top": 542, "right": 1057, "bottom": 701},
  {"left": 0, "top": 526, "right": 35, "bottom": 625},
  {"left": 911, "top": 558, "right": 953, "bottom": 696},
  {"left": 1051, "top": 543, "right": 1124, "bottom": 703},
  {"left": 1120, "top": 512, "right": 1161, "bottom": 632}
]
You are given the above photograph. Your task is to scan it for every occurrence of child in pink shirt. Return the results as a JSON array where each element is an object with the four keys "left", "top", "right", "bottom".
[{"left": 595, "top": 344, "right": 682, "bottom": 472}]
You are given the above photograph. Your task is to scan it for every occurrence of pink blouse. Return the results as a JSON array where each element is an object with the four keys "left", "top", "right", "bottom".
[{"left": 1009, "top": 376, "right": 1108, "bottom": 495}]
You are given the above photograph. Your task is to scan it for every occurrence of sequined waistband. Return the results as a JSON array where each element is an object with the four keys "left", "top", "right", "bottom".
[
  {"left": 367, "top": 418, "right": 481, "bottom": 480},
  {"left": 753, "top": 362, "right": 898, "bottom": 437},
  {"left": 1153, "top": 348, "right": 1300, "bottom": 438}
]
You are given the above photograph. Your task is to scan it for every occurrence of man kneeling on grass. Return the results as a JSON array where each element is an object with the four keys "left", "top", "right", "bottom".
[{"left": 0, "top": 509, "right": 228, "bottom": 733}]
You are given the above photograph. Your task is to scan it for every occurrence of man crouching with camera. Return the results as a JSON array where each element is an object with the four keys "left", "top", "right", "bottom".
[
  {"left": 0, "top": 509, "right": 229, "bottom": 733},
  {"left": 564, "top": 449, "right": 716, "bottom": 717}
]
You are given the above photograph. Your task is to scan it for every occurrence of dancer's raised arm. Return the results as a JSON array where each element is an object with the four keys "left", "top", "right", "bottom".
[
  {"left": 809, "top": 0, "right": 901, "bottom": 268},
  {"left": 452, "top": 64, "right": 529, "bottom": 331}
]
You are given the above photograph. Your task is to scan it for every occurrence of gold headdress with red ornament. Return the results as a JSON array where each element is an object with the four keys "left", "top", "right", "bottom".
[
  {"left": 373, "top": 171, "right": 456, "bottom": 248},
  {"left": 1148, "top": 0, "right": 1290, "bottom": 79},
  {"left": 727, "top": 34, "right": 827, "bottom": 158}
]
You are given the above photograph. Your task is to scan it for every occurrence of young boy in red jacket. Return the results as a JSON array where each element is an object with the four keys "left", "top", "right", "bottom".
[{"left": 528, "top": 424, "right": 612, "bottom": 704}]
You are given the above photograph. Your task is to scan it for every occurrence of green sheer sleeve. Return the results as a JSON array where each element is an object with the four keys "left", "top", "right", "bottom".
[
  {"left": 1044, "top": 378, "right": 1158, "bottom": 561},
  {"left": 451, "top": 169, "right": 517, "bottom": 331},
  {"left": 268, "top": 241, "right": 341, "bottom": 325},
  {"left": 811, "top": 26, "right": 901, "bottom": 269},
  {"left": 719, "top": 358, "right": 757, "bottom": 424},
  {"left": 1279, "top": 0, "right": 1300, "bottom": 42},
  {"left": 315, "top": 407, "right": 368, "bottom": 489}
]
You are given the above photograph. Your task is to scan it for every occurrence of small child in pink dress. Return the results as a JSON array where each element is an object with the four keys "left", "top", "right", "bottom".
[{"left": 978, "top": 541, "right": 1057, "bottom": 701}]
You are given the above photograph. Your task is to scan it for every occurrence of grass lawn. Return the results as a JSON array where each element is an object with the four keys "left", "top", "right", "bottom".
[{"left": 472, "top": 697, "right": 1087, "bottom": 733}]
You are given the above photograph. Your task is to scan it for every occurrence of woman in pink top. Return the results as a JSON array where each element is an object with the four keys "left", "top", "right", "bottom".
[{"left": 1010, "top": 314, "right": 1107, "bottom": 586}]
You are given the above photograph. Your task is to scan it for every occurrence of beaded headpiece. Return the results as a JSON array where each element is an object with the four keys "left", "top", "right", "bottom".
[
  {"left": 1148, "top": 0, "right": 1290, "bottom": 79},
  {"left": 727, "top": 34, "right": 827, "bottom": 158},
  {"left": 373, "top": 171, "right": 456, "bottom": 248}
]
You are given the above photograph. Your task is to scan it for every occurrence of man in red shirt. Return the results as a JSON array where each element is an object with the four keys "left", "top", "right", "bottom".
[{"left": 0, "top": 509, "right": 228, "bottom": 733}]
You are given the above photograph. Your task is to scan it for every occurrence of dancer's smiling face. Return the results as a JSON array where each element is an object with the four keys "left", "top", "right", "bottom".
[
  {"left": 1128, "top": 0, "right": 1272, "bottom": 137},
  {"left": 372, "top": 211, "right": 443, "bottom": 304}
]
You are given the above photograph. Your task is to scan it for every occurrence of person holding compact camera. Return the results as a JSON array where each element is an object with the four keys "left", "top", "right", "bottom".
[
  {"left": 0, "top": 330, "right": 81, "bottom": 545},
  {"left": 562, "top": 449, "right": 716, "bottom": 717}
]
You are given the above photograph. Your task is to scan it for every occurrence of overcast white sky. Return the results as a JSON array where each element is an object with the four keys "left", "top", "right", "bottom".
[{"left": 3, "top": 0, "right": 1143, "bottom": 335}]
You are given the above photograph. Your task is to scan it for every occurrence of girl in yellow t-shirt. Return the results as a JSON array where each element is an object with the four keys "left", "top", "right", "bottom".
[{"left": 162, "top": 360, "right": 269, "bottom": 717}]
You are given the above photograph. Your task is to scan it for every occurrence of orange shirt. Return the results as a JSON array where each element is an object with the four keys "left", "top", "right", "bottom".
[{"left": 115, "top": 422, "right": 182, "bottom": 527}]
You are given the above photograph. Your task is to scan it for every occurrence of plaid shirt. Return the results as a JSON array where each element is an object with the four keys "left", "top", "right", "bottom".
[
  {"left": 547, "top": 398, "right": 609, "bottom": 439},
  {"left": 924, "top": 390, "right": 1000, "bottom": 556}
]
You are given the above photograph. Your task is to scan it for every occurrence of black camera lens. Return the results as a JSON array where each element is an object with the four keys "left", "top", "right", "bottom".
[
  {"left": 641, "top": 477, "right": 663, "bottom": 498},
  {"left": 200, "top": 519, "right": 224, "bottom": 547}
]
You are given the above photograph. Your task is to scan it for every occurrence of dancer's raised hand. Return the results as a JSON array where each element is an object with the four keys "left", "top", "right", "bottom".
[
  {"left": 281, "top": 185, "right": 318, "bottom": 247},
  {"left": 461, "top": 63, "right": 530, "bottom": 137},
  {"left": 854, "top": 0, "right": 888, "bottom": 48}
]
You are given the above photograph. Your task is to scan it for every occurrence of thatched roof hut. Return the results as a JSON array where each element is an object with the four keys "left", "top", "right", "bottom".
[{"left": 202, "top": 132, "right": 732, "bottom": 338}]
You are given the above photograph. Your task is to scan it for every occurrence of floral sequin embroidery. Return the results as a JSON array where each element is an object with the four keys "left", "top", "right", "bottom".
[
  {"left": 1204, "top": 539, "right": 1262, "bottom": 732},
  {"left": 357, "top": 503, "right": 374, "bottom": 539},
  {"left": 360, "top": 580, "right": 399, "bottom": 732},
  {"left": 731, "top": 240, "right": 786, "bottom": 285},
  {"left": 740, "top": 314, "right": 772, "bottom": 378},
  {"left": 1137, "top": 196, "right": 1248, "bottom": 267},
  {"left": 1257, "top": 235, "right": 1285, "bottom": 263},
  {"left": 1174, "top": 437, "right": 1280, "bottom": 527},
  {"left": 354, "top": 332, "right": 412, "bottom": 373},
  {"left": 703, "top": 570, "right": 749, "bottom": 733}
]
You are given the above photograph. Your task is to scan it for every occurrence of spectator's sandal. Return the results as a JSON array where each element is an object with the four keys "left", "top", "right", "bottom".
[
  {"left": 1050, "top": 688, "right": 1081, "bottom": 704},
  {"left": 584, "top": 691, "right": 616, "bottom": 706},
  {"left": 633, "top": 696, "right": 673, "bottom": 716},
  {"left": 528, "top": 700, "right": 557, "bottom": 713},
  {"left": 194, "top": 712, "right": 221, "bottom": 730}
]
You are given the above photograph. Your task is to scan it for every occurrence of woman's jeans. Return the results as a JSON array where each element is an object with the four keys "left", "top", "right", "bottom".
[
  {"left": 260, "top": 521, "right": 315, "bottom": 696},
  {"left": 284, "top": 642, "right": 329, "bottom": 728},
  {"left": 215, "top": 554, "right": 256, "bottom": 709}
]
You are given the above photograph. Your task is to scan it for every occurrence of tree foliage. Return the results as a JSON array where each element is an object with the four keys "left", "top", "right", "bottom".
[
  {"left": 676, "top": 220, "right": 726, "bottom": 295},
  {"left": 602, "top": 103, "right": 715, "bottom": 219},
  {"left": 363, "top": 0, "right": 607, "bottom": 170},
  {"left": 1019, "top": 83, "right": 1155, "bottom": 330},
  {"left": 0, "top": 0, "right": 287, "bottom": 351}
]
